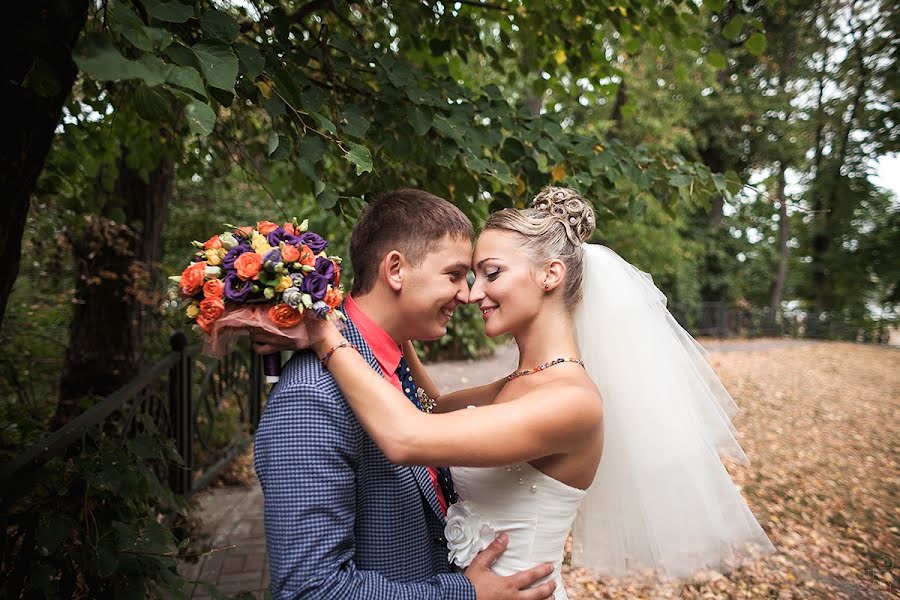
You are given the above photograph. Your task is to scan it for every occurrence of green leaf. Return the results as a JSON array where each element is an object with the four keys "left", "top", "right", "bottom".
[
  {"left": 316, "top": 184, "right": 338, "bottom": 209},
  {"left": 722, "top": 15, "right": 744, "bottom": 41},
  {"left": 668, "top": 172, "right": 692, "bottom": 188},
  {"left": 166, "top": 65, "right": 207, "bottom": 97},
  {"left": 192, "top": 40, "right": 239, "bottom": 91},
  {"left": 185, "top": 100, "right": 216, "bottom": 136},
  {"left": 165, "top": 42, "right": 199, "bottom": 69},
  {"left": 705, "top": 0, "right": 725, "bottom": 12},
  {"left": 114, "top": 4, "right": 174, "bottom": 52},
  {"left": 298, "top": 135, "right": 325, "bottom": 163},
  {"left": 311, "top": 112, "right": 336, "bottom": 135},
  {"left": 500, "top": 137, "right": 526, "bottom": 163},
  {"left": 707, "top": 52, "right": 727, "bottom": 70},
  {"left": 236, "top": 44, "right": 265, "bottom": 79},
  {"left": 201, "top": 9, "right": 239, "bottom": 42},
  {"left": 74, "top": 33, "right": 145, "bottom": 81},
  {"left": 744, "top": 32, "right": 767, "bottom": 56},
  {"left": 407, "top": 107, "right": 432, "bottom": 135},
  {"left": 136, "top": 54, "right": 171, "bottom": 87},
  {"left": 267, "top": 131, "right": 290, "bottom": 161},
  {"left": 341, "top": 104, "right": 370, "bottom": 138},
  {"left": 145, "top": 0, "right": 194, "bottom": 23},
  {"left": 344, "top": 143, "right": 373, "bottom": 175},
  {"left": 135, "top": 83, "right": 171, "bottom": 120},
  {"left": 684, "top": 35, "right": 702, "bottom": 53},
  {"left": 712, "top": 173, "right": 728, "bottom": 194}
]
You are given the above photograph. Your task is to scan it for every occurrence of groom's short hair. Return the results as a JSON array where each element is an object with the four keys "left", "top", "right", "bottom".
[{"left": 350, "top": 189, "right": 474, "bottom": 295}]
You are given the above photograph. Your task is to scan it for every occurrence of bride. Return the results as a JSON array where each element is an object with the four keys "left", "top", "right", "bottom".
[{"left": 286, "top": 187, "right": 773, "bottom": 598}]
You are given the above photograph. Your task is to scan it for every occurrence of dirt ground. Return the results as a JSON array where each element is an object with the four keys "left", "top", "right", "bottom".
[{"left": 562, "top": 340, "right": 898, "bottom": 599}]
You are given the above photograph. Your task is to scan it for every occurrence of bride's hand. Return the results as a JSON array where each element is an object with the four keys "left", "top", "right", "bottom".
[{"left": 249, "top": 316, "right": 342, "bottom": 355}]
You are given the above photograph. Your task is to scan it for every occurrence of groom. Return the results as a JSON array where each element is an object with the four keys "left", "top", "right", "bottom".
[{"left": 252, "top": 189, "right": 556, "bottom": 599}]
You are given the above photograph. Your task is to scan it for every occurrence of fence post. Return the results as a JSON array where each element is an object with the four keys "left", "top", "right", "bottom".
[
  {"left": 249, "top": 350, "right": 262, "bottom": 433},
  {"left": 168, "top": 331, "right": 193, "bottom": 495}
]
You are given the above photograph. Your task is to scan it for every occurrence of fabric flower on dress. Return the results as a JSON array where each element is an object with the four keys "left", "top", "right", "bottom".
[{"left": 444, "top": 501, "right": 496, "bottom": 568}]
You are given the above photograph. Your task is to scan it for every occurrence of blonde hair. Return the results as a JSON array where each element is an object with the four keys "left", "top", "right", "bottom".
[{"left": 483, "top": 187, "right": 596, "bottom": 312}]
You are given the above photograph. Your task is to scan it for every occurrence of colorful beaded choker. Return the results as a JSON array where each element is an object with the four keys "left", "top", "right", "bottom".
[{"left": 506, "top": 357, "right": 585, "bottom": 381}]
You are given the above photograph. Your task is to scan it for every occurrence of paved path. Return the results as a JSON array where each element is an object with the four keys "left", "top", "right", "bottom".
[{"left": 179, "top": 337, "right": 817, "bottom": 598}]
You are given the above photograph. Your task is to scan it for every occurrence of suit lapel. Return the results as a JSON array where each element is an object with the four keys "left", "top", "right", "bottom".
[{"left": 340, "top": 310, "right": 446, "bottom": 523}]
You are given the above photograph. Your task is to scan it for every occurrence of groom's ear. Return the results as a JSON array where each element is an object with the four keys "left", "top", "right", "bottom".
[{"left": 382, "top": 250, "right": 404, "bottom": 292}]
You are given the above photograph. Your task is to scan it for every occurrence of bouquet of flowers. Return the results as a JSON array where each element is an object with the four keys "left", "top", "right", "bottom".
[{"left": 170, "top": 219, "right": 345, "bottom": 382}]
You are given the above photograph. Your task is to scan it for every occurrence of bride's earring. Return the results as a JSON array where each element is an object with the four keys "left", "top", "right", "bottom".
[{"left": 544, "top": 283, "right": 550, "bottom": 290}]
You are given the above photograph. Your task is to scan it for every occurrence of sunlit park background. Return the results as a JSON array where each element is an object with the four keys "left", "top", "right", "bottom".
[{"left": 2, "top": 1, "right": 897, "bottom": 598}]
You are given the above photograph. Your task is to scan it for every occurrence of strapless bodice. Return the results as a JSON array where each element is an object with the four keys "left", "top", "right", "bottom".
[{"left": 448, "top": 462, "right": 586, "bottom": 600}]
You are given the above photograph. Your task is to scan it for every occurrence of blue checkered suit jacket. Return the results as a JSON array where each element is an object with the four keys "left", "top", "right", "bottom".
[{"left": 254, "top": 311, "right": 476, "bottom": 600}]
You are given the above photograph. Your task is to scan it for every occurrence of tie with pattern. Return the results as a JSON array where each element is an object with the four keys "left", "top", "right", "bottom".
[{"left": 396, "top": 355, "right": 459, "bottom": 507}]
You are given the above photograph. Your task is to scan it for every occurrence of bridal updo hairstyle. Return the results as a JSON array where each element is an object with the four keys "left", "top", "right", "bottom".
[{"left": 483, "top": 187, "right": 596, "bottom": 312}]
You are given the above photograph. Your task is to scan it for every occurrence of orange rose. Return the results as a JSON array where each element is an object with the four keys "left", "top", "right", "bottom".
[
  {"left": 325, "top": 287, "right": 343, "bottom": 309},
  {"left": 235, "top": 226, "right": 254, "bottom": 239},
  {"left": 199, "top": 296, "right": 225, "bottom": 322},
  {"left": 256, "top": 220, "right": 278, "bottom": 235},
  {"left": 196, "top": 314, "right": 212, "bottom": 333},
  {"left": 269, "top": 304, "right": 304, "bottom": 328},
  {"left": 282, "top": 222, "right": 295, "bottom": 235},
  {"left": 180, "top": 261, "right": 207, "bottom": 297},
  {"left": 203, "top": 235, "right": 223, "bottom": 250},
  {"left": 235, "top": 252, "right": 263, "bottom": 280},
  {"left": 203, "top": 278, "right": 224, "bottom": 299},
  {"left": 281, "top": 244, "right": 300, "bottom": 263},
  {"left": 299, "top": 244, "right": 316, "bottom": 267}
]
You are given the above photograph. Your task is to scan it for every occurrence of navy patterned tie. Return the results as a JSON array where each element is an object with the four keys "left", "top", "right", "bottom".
[{"left": 396, "top": 355, "right": 458, "bottom": 507}]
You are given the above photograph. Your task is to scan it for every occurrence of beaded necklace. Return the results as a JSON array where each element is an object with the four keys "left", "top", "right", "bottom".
[{"left": 506, "top": 357, "right": 585, "bottom": 381}]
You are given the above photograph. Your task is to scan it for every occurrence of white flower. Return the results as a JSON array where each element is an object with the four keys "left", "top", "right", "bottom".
[{"left": 444, "top": 501, "right": 496, "bottom": 568}]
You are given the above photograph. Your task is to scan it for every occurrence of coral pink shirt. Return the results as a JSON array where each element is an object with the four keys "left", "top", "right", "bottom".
[{"left": 344, "top": 295, "right": 448, "bottom": 515}]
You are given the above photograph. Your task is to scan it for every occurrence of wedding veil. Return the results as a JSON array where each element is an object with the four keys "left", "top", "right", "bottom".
[{"left": 571, "top": 243, "right": 775, "bottom": 579}]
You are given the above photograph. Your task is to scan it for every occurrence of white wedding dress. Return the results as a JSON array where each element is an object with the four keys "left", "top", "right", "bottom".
[
  {"left": 440, "top": 244, "right": 774, "bottom": 596},
  {"left": 449, "top": 462, "right": 585, "bottom": 600}
]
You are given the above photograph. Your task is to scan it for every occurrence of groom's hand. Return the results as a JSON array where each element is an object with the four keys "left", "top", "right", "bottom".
[
  {"left": 464, "top": 533, "right": 557, "bottom": 600},
  {"left": 249, "top": 330, "right": 306, "bottom": 354}
]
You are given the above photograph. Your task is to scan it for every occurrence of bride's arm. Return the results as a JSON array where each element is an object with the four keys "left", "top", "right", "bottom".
[
  {"left": 401, "top": 341, "right": 506, "bottom": 413},
  {"left": 316, "top": 331, "right": 602, "bottom": 468}
]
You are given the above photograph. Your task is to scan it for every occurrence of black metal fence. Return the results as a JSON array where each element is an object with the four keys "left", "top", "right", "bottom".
[
  {"left": 1, "top": 332, "right": 263, "bottom": 497},
  {"left": 675, "top": 301, "right": 894, "bottom": 343}
]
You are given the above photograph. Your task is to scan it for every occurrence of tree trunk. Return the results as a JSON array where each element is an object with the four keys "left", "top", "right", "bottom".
[
  {"left": 811, "top": 21, "right": 868, "bottom": 313},
  {"left": 0, "top": 0, "right": 89, "bottom": 334},
  {"left": 53, "top": 156, "right": 173, "bottom": 427},
  {"left": 608, "top": 79, "right": 628, "bottom": 135},
  {"left": 768, "top": 164, "right": 790, "bottom": 321}
]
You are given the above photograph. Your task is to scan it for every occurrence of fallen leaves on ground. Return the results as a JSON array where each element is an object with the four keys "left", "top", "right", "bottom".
[{"left": 563, "top": 340, "right": 898, "bottom": 599}]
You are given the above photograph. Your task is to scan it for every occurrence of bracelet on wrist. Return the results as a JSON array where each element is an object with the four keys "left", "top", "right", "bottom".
[{"left": 320, "top": 340, "right": 358, "bottom": 369}]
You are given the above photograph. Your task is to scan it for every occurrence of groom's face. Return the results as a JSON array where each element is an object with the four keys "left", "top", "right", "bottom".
[{"left": 396, "top": 234, "right": 472, "bottom": 341}]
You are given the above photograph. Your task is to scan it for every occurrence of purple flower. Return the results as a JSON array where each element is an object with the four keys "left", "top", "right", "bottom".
[
  {"left": 312, "top": 300, "right": 330, "bottom": 319},
  {"left": 282, "top": 287, "right": 303, "bottom": 310},
  {"left": 300, "top": 272, "right": 328, "bottom": 302},
  {"left": 298, "top": 232, "right": 328, "bottom": 253},
  {"left": 263, "top": 248, "right": 282, "bottom": 272},
  {"left": 290, "top": 272, "right": 305, "bottom": 287},
  {"left": 314, "top": 256, "right": 335, "bottom": 281},
  {"left": 267, "top": 227, "right": 303, "bottom": 247},
  {"left": 224, "top": 273, "right": 253, "bottom": 302},
  {"left": 223, "top": 242, "right": 251, "bottom": 271}
]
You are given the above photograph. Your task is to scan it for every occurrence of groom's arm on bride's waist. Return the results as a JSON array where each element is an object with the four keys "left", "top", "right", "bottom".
[{"left": 254, "top": 360, "right": 476, "bottom": 600}]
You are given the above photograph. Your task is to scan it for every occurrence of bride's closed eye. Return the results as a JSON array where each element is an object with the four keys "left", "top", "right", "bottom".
[{"left": 485, "top": 269, "right": 501, "bottom": 282}]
